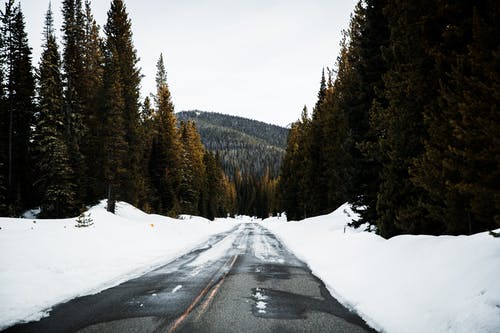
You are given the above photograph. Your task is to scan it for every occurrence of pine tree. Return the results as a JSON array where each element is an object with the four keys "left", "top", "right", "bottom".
[
  {"left": 101, "top": 45, "right": 127, "bottom": 213},
  {"left": 202, "top": 151, "right": 218, "bottom": 220},
  {"left": 432, "top": 1, "right": 499, "bottom": 233},
  {"left": 104, "top": 0, "right": 142, "bottom": 205},
  {"left": 0, "top": 2, "right": 6, "bottom": 215},
  {"left": 322, "top": 63, "right": 351, "bottom": 212},
  {"left": 0, "top": 0, "right": 35, "bottom": 215},
  {"left": 351, "top": 0, "right": 389, "bottom": 229},
  {"left": 148, "top": 54, "right": 182, "bottom": 216},
  {"left": 137, "top": 96, "right": 155, "bottom": 211},
  {"left": 373, "top": 0, "right": 443, "bottom": 237},
  {"left": 179, "top": 121, "right": 206, "bottom": 215},
  {"left": 305, "top": 69, "right": 329, "bottom": 216},
  {"left": 80, "top": 0, "right": 104, "bottom": 202},
  {"left": 33, "top": 5, "right": 76, "bottom": 218},
  {"left": 279, "top": 106, "right": 311, "bottom": 220},
  {"left": 201, "top": 151, "right": 233, "bottom": 219},
  {"left": 61, "top": 0, "right": 86, "bottom": 208}
]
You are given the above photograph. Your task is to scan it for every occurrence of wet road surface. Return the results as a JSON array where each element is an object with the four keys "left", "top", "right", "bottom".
[{"left": 3, "top": 223, "right": 377, "bottom": 333}]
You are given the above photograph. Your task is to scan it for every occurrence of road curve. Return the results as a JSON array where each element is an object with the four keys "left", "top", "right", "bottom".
[{"left": 3, "top": 223, "right": 377, "bottom": 333}]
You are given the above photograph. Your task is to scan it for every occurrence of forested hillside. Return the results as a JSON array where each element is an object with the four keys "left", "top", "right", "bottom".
[{"left": 176, "top": 111, "right": 288, "bottom": 178}]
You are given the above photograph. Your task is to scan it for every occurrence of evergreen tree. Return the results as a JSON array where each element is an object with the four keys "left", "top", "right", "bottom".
[
  {"left": 202, "top": 151, "right": 234, "bottom": 219},
  {"left": 411, "top": 1, "right": 500, "bottom": 234},
  {"left": 0, "top": 2, "right": 6, "bottom": 214},
  {"left": 406, "top": 0, "right": 472, "bottom": 234},
  {"left": 101, "top": 45, "right": 127, "bottom": 213},
  {"left": 279, "top": 106, "right": 311, "bottom": 220},
  {"left": 179, "top": 121, "right": 206, "bottom": 215},
  {"left": 137, "top": 96, "right": 155, "bottom": 212},
  {"left": 148, "top": 54, "right": 182, "bottom": 216},
  {"left": 33, "top": 5, "right": 76, "bottom": 218},
  {"left": 305, "top": 69, "right": 329, "bottom": 216},
  {"left": 352, "top": 0, "right": 389, "bottom": 228},
  {"left": 80, "top": 0, "right": 104, "bottom": 202},
  {"left": 202, "top": 151, "right": 218, "bottom": 220},
  {"left": 322, "top": 64, "right": 351, "bottom": 211},
  {"left": 61, "top": 0, "right": 85, "bottom": 208},
  {"left": 104, "top": 0, "right": 142, "bottom": 205},
  {"left": 0, "top": 0, "right": 35, "bottom": 215},
  {"left": 370, "top": 0, "right": 439, "bottom": 237}
]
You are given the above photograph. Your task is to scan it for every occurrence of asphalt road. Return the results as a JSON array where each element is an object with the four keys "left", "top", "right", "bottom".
[{"left": 3, "top": 223, "right": 377, "bottom": 333}]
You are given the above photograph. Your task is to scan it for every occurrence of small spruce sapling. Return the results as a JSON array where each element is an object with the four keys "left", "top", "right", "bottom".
[{"left": 75, "top": 208, "right": 93, "bottom": 228}]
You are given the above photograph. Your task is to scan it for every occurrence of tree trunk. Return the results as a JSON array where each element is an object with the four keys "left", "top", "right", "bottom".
[{"left": 107, "top": 183, "right": 115, "bottom": 213}]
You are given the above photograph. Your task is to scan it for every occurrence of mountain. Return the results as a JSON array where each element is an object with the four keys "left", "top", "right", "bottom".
[{"left": 176, "top": 111, "right": 289, "bottom": 178}]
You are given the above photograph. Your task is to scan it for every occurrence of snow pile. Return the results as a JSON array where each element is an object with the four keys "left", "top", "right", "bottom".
[
  {"left": 0, "top": 201, "right": 237, "bottom": 330},
  {"left": 264, "top": 204, "right": 500, "bottom": 333}
]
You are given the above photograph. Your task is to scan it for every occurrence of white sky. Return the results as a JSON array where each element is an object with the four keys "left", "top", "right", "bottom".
[{"left": 22, "top": 0, "right": 357, "bottom": 126}]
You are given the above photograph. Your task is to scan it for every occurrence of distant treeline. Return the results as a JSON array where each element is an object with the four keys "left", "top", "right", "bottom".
[{"left": 279, "top": 0, "right": 499, "bottom": 237}]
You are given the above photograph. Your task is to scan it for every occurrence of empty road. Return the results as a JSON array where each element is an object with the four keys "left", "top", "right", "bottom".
[{"left": 4, "top": 223, "right": 377, "bottom": 333}]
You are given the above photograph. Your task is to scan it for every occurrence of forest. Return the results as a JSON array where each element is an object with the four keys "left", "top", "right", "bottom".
[
  {"left": 1, "top": 0, "right": 498, "bottom": 233},
  {"left": 279, "top": 0, "right": 499, "bottom": 237},
  {"left": 176, "top": 110, "right": 287, "bottom": 179},
  {"left": 176, "top": 111, "right": 286, "bottom": 218},
  {"left": 0, "top": 0, "right": 282, "bottom": 220},
  {"left": 0, "top": 0, "right": 238, "bottom": 219}
]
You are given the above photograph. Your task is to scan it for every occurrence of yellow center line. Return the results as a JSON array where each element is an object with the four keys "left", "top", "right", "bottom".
[
  {"left": 167, "top": 254, "right": 239, "bottom": 333},
  {"left": 196, "top": 254, "right": 239, "bottom": 320}
]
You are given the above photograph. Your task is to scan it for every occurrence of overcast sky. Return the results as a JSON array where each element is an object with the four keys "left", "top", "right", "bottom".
[{"left": 22, "top": 0, "right": 357, "bottom": 126}]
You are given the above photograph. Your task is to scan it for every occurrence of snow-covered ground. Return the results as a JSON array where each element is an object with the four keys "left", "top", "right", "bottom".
[
  {"left": 0, "top": 201, "right": 238, "bottom": 330},
  {"left": 264, "top": 204, "right": 500, "bottom": 333},
  {"left": 1, "top": 201, "right": 499, "bottom": 333}
]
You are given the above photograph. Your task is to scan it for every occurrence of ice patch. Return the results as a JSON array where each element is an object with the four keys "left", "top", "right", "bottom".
[
  {"left": 188, "top": 232, "right": 239, "bottom": 267},
  {"left": 256, "top": 301, "right": 267, "bottom": 313},
  {"left": 252, "top": 229, "right": 285, "bottom": 263},
  {"left": 254, "top": 291, "right": 268, "bottom": 301},
  {"left": 171, "top": 285, "right": 182, "bottom": 293},
  {"left": 190, "top": 266, "right": 203, "bottom": 277},
  {"left": 253, "top": 288, "right": 269, "bottom": 314}
]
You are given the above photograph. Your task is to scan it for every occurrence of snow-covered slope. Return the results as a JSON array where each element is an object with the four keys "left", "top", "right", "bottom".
[
  {"left": 0, "top": 201, "right": 237, "bottom": 330},
  {"left": 264, "top": 204, "right": 500, "bottom": 333},
  {"left": 2, "top": 201, "right": 499, "bottom": 333}
]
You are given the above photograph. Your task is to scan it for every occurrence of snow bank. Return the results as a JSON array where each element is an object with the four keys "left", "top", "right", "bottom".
[
  {"left": 264, "top": 204, "right": 500, "bottom": 333},
  {"left": 0, "top": 201, "right": 237, "bottom": 330}
]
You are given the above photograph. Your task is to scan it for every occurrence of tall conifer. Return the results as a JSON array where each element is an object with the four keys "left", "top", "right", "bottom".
[
  {"left": 352, "top": 0, "right": 388, "bottom": 228},
  {"left": 61, "top": 0, "right": 86, "bottom": 207},
  {"left": 179, "top": 121, "right": 206, "bottom": 215},
  {"left": 104, "top": 0, "right": 142, "bottom": 205},
  {"left": 148, "top": 54, "right": 182, "bottom": 216},
  {"left": 0, "top": 0, "right": 35, "bottom": 214},
  {"left": 33, "top": 5, "right": 76, "bottom": 218},
  {"left": 279, "top": 106, "right": 311, "bottom": 220},
  {"left": 101, "top": 46, "right": 127, "bottom": 213},
  {"left": 371, "top": 0, "right": 439, "bottom": 237},
  {"left": 305, "top": 70, "right": 329, "bottom": 216},
  {"left": 412, "top": 1, "right": 500, "bottom": 233},
  {"left": 80, "top": 0, "right": 104, "bottom": 202}
]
